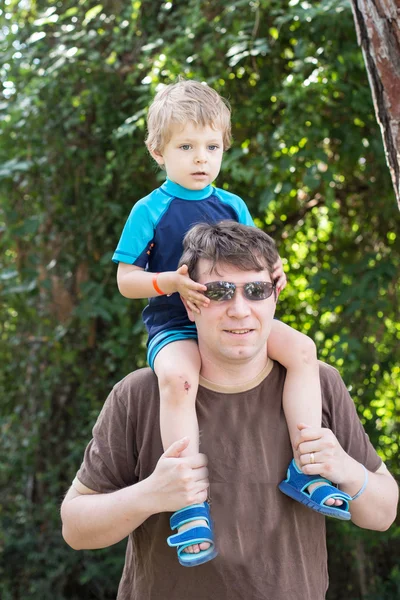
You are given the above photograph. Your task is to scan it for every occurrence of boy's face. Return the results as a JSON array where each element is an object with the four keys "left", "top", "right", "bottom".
[{"left": 150, "top": 122, "right": 224, "bottom": 190}]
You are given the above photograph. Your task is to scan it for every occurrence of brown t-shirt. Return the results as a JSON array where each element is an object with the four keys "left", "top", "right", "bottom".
[{"left": 74, "top": 360, "right": 382, "bottom": 600}]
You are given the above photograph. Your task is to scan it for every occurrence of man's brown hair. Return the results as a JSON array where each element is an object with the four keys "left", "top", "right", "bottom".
[{"left": 179, "top": 221, "right": 279, "bottom": 281}]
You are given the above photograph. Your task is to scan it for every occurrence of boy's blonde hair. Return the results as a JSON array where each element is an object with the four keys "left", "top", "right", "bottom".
[{"left": 145, "top": 79, "right": 232, "bottom": 154}]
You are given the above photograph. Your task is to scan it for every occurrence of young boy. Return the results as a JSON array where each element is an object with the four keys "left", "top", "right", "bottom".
[{"left": 112, "top": 80, "right": 351, "bottom": 566}]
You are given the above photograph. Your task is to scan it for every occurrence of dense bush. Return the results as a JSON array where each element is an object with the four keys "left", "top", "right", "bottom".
[{"left": 1, "top": 1, "right": 398, "bottom": 598}]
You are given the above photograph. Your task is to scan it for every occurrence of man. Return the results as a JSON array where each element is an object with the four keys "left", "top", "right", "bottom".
[{"left": 61, "top": 221, "right": 398, "bottom": 600}]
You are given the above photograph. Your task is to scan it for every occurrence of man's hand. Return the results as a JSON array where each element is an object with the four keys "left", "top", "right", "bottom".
[
  {"left": 174, "top": 265, "right": 209, "bottom": 313},
  {"left": 295, "top": 424, "right": 398, "bottom": 531},
  {"left": 272, "top": 256, "right": 287, "bottom": 294},
  {"left": 147, "top": 437, "right": 209, "bottom": 514},
  {"left": 296, "top": 423, "right": 355, "bottom": 485}
]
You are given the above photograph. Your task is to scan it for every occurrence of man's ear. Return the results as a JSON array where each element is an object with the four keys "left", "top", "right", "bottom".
[
  {"left": 180, "top": 296, "right": 196, "bottom": 322},
  {"left": 149, "top": 148, "right": 164, "bottom": 166}
]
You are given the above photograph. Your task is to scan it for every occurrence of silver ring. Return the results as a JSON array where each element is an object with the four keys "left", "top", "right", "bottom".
[{"left": 310, "top": 452, "right": 315, "bottom": 465}]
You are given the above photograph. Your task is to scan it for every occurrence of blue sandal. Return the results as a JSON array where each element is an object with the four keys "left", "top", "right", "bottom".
[
  {"left": 279, "top": 459, "right": 352, "bottom": 520},
  {"left": 167, "top": 502, "right": 218, "bottom": 567}
]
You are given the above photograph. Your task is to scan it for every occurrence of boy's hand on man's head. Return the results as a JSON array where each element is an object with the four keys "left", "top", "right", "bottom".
[
  {"left": 175, "top": 265, "right": 209, "bottom": 314},
  {"left": 272, "top": 257, "right": 287, "bottom": 293}
]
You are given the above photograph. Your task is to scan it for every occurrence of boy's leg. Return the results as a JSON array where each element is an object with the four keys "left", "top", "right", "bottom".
[
  {"left": 269, "top": 320, "right": 342, "bottom": 507},
  {"left": 154, "top": 339, "right": 210, "bottom": 553}
]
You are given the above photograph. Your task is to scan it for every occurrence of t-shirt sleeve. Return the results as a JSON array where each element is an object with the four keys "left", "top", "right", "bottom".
[
  {"left": 75, "top": 387, "right": 138, "bottom": 493},
  {"left": 215, "top": 188, "right": 255, "bottom": 226},
  {"left": 112, "top": 200, "right": 155, "bottom": 266},
  {"left": 320, "top": 363, "right": 382, "bottom": 473},
  {"left": 237, "top": 199, "right": 254, "bottom": 226}
]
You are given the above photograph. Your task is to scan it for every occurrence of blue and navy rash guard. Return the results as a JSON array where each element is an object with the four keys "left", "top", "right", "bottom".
[{"left": 112, "top": 179, "right": 254, "bottom": 342}]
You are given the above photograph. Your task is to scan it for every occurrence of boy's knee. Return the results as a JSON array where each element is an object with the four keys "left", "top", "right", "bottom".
[
  {"left": 299, "top": 335, "right": 318, "bottom": 365},
  {"left": 158, "top": 369, "right": 196, "bottom": 394}
]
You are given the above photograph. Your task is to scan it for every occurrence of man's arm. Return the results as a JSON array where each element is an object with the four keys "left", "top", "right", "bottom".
[
  {"left": 61, "top": 437, "right": 209, "bottom": 550},
  {"left": 297, "top": 424, "right": 398, "bottom": 531},
  {"left": 339, "top": 460, "right": 398, "bottom": 530},
  {"left": 61, "top": 479, "right": 156, "bottom": 550}
]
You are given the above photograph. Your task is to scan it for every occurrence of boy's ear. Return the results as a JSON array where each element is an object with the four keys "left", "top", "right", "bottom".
[
  {"left": 180, "top": 297, "right": 196, "bottom": 322},
  {"left": 149, "top": 148, "right": 164, "bottom": 166}
]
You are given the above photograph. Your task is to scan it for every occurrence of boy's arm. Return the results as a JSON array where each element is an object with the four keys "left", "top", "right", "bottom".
[
  {"left": 61, "top": 438, "right": 209, "bottom": 550},
  {"left": 117, "top": 263, "right": 209, "bottom": 311}
]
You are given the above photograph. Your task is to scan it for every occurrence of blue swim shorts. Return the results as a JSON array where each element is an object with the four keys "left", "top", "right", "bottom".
[{"left": 147, "top": 324, "right": 198, "bottom": 370}]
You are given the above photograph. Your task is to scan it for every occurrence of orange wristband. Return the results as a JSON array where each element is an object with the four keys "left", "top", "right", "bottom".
[{"left": 152, "top": 272, "right": 166, "bottom": 295}]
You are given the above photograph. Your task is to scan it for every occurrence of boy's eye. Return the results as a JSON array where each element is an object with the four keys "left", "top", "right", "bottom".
[
  {"left": 208, "top": 145, "right": 219, "bottom": 151},
  {"left": 180, "top": 144, "right": 192, "bottom": 150}
]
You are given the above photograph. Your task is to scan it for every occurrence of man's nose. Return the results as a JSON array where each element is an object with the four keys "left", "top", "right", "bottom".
[{"left": 226, "top": 290, "right": 252, "bottom": 318}]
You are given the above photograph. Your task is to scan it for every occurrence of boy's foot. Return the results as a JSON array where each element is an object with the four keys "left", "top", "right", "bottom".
[
  {"left": 167, "top": 502, "right": 218, "bottom": 566},
  {"left": 292, "top": 459, "right": 343, "bottom": 506},
  {"left": 306, "top": 480, "right": 343, "bottom": 507},
  {"left": 293, "top": 460, "right": 343, "bottom": 507},
  {"left": 279, "top": 459, "right": 352, "bottom": 520},
  {"left": 179, "top": 519, "right": 211, "bottom": 553}
]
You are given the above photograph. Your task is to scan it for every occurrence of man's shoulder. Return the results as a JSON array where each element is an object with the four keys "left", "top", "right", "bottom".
[
  {"left": 275, "top": 358, "right": 341, "bottom": 384},
  {"left": 317, "top": 361, "right": 354, "bottom": 417},
  {"left": 114, "top": 366, "right": 157, "bottom": 387},
  {"left": 111, "top": 367, "right": 159, "bottom": 405},
  {"left": 318, "top": 360, "right": 341, "bottom": 381},
  {"left": 274, "top": 359, "right": 346, "bottom": 406},
  {"left": 318, "top": 360, "right": 346, "bottom": 392}
]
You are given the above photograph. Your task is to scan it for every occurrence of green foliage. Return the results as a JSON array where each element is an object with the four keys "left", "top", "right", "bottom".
[{"left": 0, "top": 0, "right": 398, "bottom": 598}]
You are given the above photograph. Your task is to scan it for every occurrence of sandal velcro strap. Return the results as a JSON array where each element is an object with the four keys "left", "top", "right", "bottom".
[
  {"left": 167, "top": 501, "right": 218, "bottom": 567},
  {"left": 284, "top": 461, "right": 331, "bottom": 491},
  {"left": 278, "top": 459, "right": 352, "bottom": 521},
  {"left": 310, "top": 484, "right": 351, "bottom": 511},
  {"left": 170, "top": 503, "right": 210, "bottom": 530},
  {"left": 167, "top": 526, "right": 214, "bottom": 548}
]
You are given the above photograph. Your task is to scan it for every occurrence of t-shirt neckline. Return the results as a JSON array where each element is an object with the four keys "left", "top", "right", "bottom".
[{"left": 199, "top": 359, "right": 274, "bottom": 394}]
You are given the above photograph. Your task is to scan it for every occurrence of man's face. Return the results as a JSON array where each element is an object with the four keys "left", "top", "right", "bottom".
[{"left": 186, "top": 259, "right": 277, "bottom": 366}]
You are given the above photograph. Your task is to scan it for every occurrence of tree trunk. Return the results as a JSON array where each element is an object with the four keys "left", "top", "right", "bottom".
[{"left": 351, "top": 0, "right": 400, "bottom": 209}]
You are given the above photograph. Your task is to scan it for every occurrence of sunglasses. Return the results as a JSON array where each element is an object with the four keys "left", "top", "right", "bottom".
[{"left": 203, "top": 280, "right": 276, "bottom": 302}]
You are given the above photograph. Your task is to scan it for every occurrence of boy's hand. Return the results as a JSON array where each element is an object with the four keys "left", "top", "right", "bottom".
[
  {"left": 272, "top": 256, "right": 287, "bottom": 293},
  {"left": 175, "top": 265, "right": 209, "bottom": 314}
]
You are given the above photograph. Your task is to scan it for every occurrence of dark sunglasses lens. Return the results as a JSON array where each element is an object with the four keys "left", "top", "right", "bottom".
[
  {"left": 244, "top": 282, "right": 274, "bottom": 300},
  {"left": 204, "top": 281, "right": 235, "bottom": 301},
  {"left": 204, "top": 281, "right": 275, "bottom": 301}
]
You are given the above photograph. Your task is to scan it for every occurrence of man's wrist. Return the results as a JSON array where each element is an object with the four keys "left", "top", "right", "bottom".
[
  {"left": 338, "top": 459, "right": 367, "bottom": 497},
  {"left": 138, "top": 474, "right": 165, "bottom": 516},
  {"left": 131, "top": 476, "right": 161, "bottom": 518}
]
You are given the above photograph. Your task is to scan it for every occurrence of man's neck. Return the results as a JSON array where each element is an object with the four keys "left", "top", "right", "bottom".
[{"left": 199, "top": 347, "right": 270, "bottom": 386}]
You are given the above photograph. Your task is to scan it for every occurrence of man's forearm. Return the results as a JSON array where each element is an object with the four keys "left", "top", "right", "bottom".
[
  {"left": 61, "top": 439, "right": 210, "bottom": 551},
  {"left": 341, "top": 461, "right": 398, "bottom": 531},
  {"left": 61, "top": 478, "right": 156, "bottom": 550}
]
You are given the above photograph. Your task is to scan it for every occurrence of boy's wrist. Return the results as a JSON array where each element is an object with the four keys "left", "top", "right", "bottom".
[{"left": 155, "top": 271, "right": 176, "bottom": 296}]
